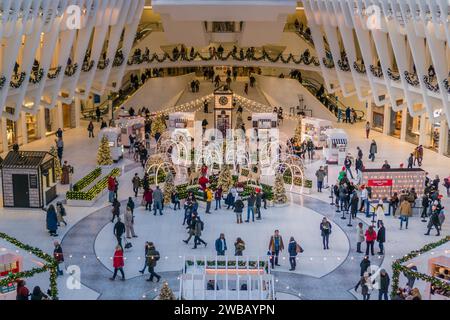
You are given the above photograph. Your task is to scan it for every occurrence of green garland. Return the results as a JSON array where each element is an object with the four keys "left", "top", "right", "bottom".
[
  {"left": 10, "top": 72, "right": 27, "bottom": 88},
  {"left": 67, "top": 168, "right": 121, "bottom": 200},
  {"left": 72, "top": 167, "right": 102, "bottom": 192},
  {"left": 29, "top": 68, "right": 44, "bottom": 84},
  {"left": 0, "top": 232, "right": 58, "bottom": 299},
  {"left": 65, "top": 63, "right": 78, "bottom": 77},
  {"left": 47, "top": 66, "right": 62, "bottom": 80},
  {"left": 0, "top": 75, "right": 6, "bottom": 90},
  {"left": 391, "top": 236, "right": 450, "bottom": 299}
]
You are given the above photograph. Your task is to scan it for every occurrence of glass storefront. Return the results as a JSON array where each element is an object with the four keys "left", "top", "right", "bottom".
[
  {"left": 45, "top": 108, "right": 55, "bottom": 135},
  {"left": 26, "top": 114, "right": 38, "bottom": 142},
  {"left": 405, "top": 113, "right": 420, "bottom": 145},
  {"left": 6, "top": 119, "right": 17, "bottom": 148},
  {"left": 389, "top": 110, "right": 402, "bottom": 138},
  {"left": 429, "top": 123, "right": 440, "bottom": 151},
  {"left": 371, "top": 104, "right": 384, "bottom": 132}
]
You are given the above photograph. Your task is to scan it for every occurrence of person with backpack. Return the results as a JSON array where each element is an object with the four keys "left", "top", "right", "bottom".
[
  {"left": 145, "top": 242, "right": 161, "bottom": 282},
  {"left": 234, "top": 195, "right": 244, "bottom": 224},
  {"left": 287, "top": 236, "right": 302, "bottom": 271}
]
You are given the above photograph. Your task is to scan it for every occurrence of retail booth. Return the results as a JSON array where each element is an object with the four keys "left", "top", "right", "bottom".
[
  {"left": 0, "top": 251, "right": 23, "bottom": 300},
  {"left": 98, "top": 128, "right": 123, "bottom": 162},
  {"left": 117, "top": 116, "right": 146, "bottom": 147},
  {"left": 168, "top": 112, "right": 195, "bottom": 137},
  {"left": 323, "top": 129, "right": 348, "bottom": 165},
  {"left": 302, "top": 117, "right": 332, "bottom": 148},
  {"left": 360, "top": 168, "right": 426, "bottom": 200},
  {"left": 1, "top": 151, "right": 57, "bottom": 208},
  {"left": 427, "top": 255, "right": 450, "bottom": 300}
]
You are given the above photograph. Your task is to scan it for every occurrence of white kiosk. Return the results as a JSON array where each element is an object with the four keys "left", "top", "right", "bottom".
[
  {"left": 117, "top": 116, "right": 146, "bottom": 147},
  {"left": 323, "top": 128, "right": 348, "bottom": 165},
  {"left": 169, "top": 112, "right": 195, "bottom": 137},
  {"left": 302, "top": 117, "right": 332, "bottom": 148},
  {"left": 98, "top": 128, "right": 123, "bottom": 162},
  {"left": 0, "top": 251, "right": 23, "bottom": 300}
]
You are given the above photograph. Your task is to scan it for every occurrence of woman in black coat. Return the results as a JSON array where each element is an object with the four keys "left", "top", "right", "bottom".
[
  {"left": 360, "top": 256, "right": 371, "bottom": 276},
  {"left": 377, "top": 222, "right": 386, "bottom": 254}
]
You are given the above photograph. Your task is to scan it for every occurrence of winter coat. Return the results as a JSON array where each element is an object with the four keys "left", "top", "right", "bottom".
[
  {"left": 146, "top": 248, "right": 160, "bottom": 267},
  {"left": 124, "top": 210, "right": 133, "bottom": 226},
  {"left": 132, "top": 176, "right": 141, "bottom": 188},
  {"left": 143, "top": 189, "right": 153, "bottom": 202},
  {"left": 205, "top": 189, "right": 213, "bottom": 202},
  {"left": 320, "top": 222, "right": 332, "bottom": 236},
  {"left": 356, "top": 226, "right": 365, "bottom": 243},
  {"left": 153, "top": 188, "right": 163, "bottom": 203},
  {"left": 108, "top": 176, "right": 116, "bottom": 191},
  {"left": 113, "top": 249, "right": 124, "bottom": 268},
  {"left": 399, "top": 200, "right": 412, "bottom": 217},
  {"left": 365, "top": 229, "right": 377, "bottom": 242},
  {"left": 379, "top": 273, "right": 390, "bottom": 293},
  {"left": 377, "top": 226, "right": 386, "bottom": 243},
  {"left": 247, "top": 195, "right": 256, "bottom": 207},
  {"left": 370, "top": 142, "right": 377, "bottom": 154},
  {"left": 113, "top": 221, "right": 125, "bottom": 237},
  {"left": 215, "top": 238, "right": 227, "bottom": 253},
  {"left": 315, "top": 169, "right": 326, "bottom": 182},
  {"left": 46, "top": 207, "right": 58, "bottom": 232},
  {"left": 255, "top": 193, "right": 262, "bottom": 207},
  {"left": 194, "top": 219, "right": 203, "bottom": 236},
  {"left": 53, "top": 245, "right": 64, "bottom": 262},
  {"left": 360, "top": 259, "right": 370, "bottom": 276},
  {"left": 268, "top": 235, "right": 284, "bottom": 252},
  {"left": 234, "top": 199, "right": 244, "bottom": 213},
  {"left": 288, "top": 240, "right": 297, "bottom": 257}
]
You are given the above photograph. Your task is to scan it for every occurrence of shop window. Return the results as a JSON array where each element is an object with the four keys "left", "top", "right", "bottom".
[
  {"left": 405, "top": 114, "right": 420, "bottom": 145},
  {"left": 389, "top": 110, "right": 402, "bottom": 138}
]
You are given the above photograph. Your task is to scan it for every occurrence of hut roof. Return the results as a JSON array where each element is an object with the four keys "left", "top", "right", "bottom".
[{"left": 0, "top": 151, "right": 53, "bottom": 169}]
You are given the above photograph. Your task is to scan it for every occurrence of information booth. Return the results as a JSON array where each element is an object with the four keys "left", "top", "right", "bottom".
[
  {"left": 323, "top": 129, "right": 348, "bottom": 165},
  {"left": 302, "top": 117, "right": 332, "bottom": 148}
]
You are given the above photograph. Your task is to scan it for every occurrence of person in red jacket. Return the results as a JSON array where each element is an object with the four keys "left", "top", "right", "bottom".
[
  {"left": 365, "top": 225, "right": 377, "bottom": 256},
  {"left": 143, "top": 188, "right": 153, "bottom": 211},
  {"left": 16, "top": 280, "right": 30, "bottom": 300},
  {"left": 110, "top": 245, "right": 125, "bottom": 281},
  {"left": 108, "top": 176, "right": 116, "bottom": 203}
]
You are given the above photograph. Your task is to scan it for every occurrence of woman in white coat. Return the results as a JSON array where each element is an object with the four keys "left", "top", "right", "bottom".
[{"left": 124, "top": 207, "right": 137, "bottom": 239}]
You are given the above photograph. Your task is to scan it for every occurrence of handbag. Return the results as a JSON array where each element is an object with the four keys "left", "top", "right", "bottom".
[
  {"left": 296, "top": 243, "right": 304, "bottom": 253},
  {"left": 124, "top": 237, "right": 133, "bottom": 249}
]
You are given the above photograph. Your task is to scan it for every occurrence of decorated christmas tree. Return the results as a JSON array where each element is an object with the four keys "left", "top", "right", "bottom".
[
  {"left": 49, "top": 146, "right": 62, "bottom": 180},
  {"left": 217, "top": 166, "right": 233, "bottom": 194},
  {"left": 163, "top": 171, "right": 175, "bottom": 204},
  {"left": 273, "top": 172, "right": 288, "bottom": 204},
  {"left": 294, "top": 118, "right": 302, "bottom": 144},
  {"left": 151, "top": 115, "right": 166, "bottom": 138},
  {"left": 97, "top": 136, "right": 113, "bottom": 166},
  {"left": 158, "top": 282, "right": 176, "bottom": 300}
]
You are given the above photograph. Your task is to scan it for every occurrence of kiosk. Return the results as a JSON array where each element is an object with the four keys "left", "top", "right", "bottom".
[
  {"left": 117, "top": 116, "right": 146, "bottom": 147},
  {"left": 168, "top": 112, "right": 195, "bottom": 137},
  {"left": 0, "top": 251, "right": 23, "bottom": 300},
  {"left": 323, "top": 129, "right": 348, "bottom": 165},
  {"left": 302, "top": 117, "right": 332, "bottom": 148},
  {"left": 98, "top": 128, "right": 123, "bottom": 162}
]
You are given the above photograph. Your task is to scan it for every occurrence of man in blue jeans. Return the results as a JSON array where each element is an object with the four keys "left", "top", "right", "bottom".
[
  {"left": 245, "top": 193, "right": 256, "bottom": 222},
  {"left": 378, "top": 269, "right": 390, "bottom": 300}
]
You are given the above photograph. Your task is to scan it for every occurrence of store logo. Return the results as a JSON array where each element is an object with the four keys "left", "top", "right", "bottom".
[
  {"left": 365, "top": 5, "right": 382, "bottom": 30},
  {"left": 66, "top": 265, "right": 81, "bottom": 290},
  {"left": 65, "top": 5, "right": 82, "bottom": 30}
]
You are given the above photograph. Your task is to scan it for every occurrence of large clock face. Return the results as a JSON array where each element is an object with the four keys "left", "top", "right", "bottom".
[{"left": 219, "top": 96, "right": 229, "bottom": 106}]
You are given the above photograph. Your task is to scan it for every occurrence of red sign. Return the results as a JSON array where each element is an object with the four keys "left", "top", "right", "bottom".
[{"left": 368, "top": 179, "right": 393, "bottom": 187}]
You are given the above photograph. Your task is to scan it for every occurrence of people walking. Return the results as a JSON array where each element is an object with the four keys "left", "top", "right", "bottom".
[
  {"left": 113, "top": 217, "right": 125, "bottom": 249},
  {"left": 132, "top": 173, "right": 141, "bottom": 197},
  {"left": 124, "top": 207, "right": 137, "bottom": 239},
  {"left": 360, "top": 255, "right": 371, "bottom": 276},
  {"left": 139, "top": 242, "right": 150, "bottom": 274},
  {"left": 315, "top": 166, "right": 326, "bottom": 192},
  {"left": 193, "top": 216, "right": 207, "bottom": 249},
  {"left": 145, "top": 242, "right": 161, "bottom": 282},
  {"left": 399, "top": 198, "right": 412, "bottom": 230},
  {"left": 355, "top": 272, "right": 374, "bottom": 300},
  {"left": 365, "top": 225, "right": 377, "bottom": 256},
  {"left": 88, "top": 121, "right": 94, "bottom": 138},
  {"left": 215, "top": 233, "right": 227, "bottom": 256},
  {"left": 268, "top": 230, "right": 284, "bottom": 269},
  {"left": 320, "top": 218, "right": 332, "bottom": 250},
  {"left": 152, "top": 186, "right": 163, "bottom": 216},
  {"left": 111, "top": 198, "right": 121, "bottom": 223},
  {"left": 46, "top": 204, "right": 58, "bottom": 237},
  {"left": 424, "top": 205, "right": 441, "bottom": 236},
  {"left": 108, "top": 175, "right": 116, "bottom": 203},
  {"left": 288, "top": 236, "right": 301, "bottom": 271},
  {"left": 110, "top": 245, "right": 125, "bottom": 281},
  {"left": 55, "top": 202, "right": 67, "bottom": 227},
  {"left": 234, "top": 238, "right": 245, "bottom": 256},
  {"left": 365, "top": 122, "right": 371, "bottom": 139},
  {"left": 369, "top": 140, "right": 377, "bottom": 162}
]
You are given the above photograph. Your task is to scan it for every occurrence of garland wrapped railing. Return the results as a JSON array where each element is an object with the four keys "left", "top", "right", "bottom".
[
  {"left": 10, "top": 72, "right": 27, "bottom": 89},
  {"left": 0, "top": 75, "right": 6, "bottom": 90},
  {"left": 322, "top": 57, "right": 335, "bottom": 69},
  {"left": 387, "top": 68, "right": 400, "bottom": 81},
  {"left": 404, "top": 70, "right": 419, "bottom": 86},
  {"left": 369, "top": 65, "right": 383, "bottom": 78},
  {"left": 353, "top": 61, "right": 366, "bottom": 74},
  {"left": 0, "top": 232, "right": 59, "bottom": 300},
  {"left": 29, "top": 68, "right": 44, "bottom": 84},
  {"left": 113, "top": 54, "right": 124, "bottom": 67},
  {"left": 97, "top": 58, "right": 110, "bottom": 70},
  {"left": 423, "top": 75, "right": 440, "bottom": 93},
  {"left": 443, "top": 78, "right": 450, "bottom": 94},
  {"left": 391, "top": 236, "right": 450, "bottom": 299},
  {"left": 47, "top": 66, "right": 62, "bottom": 80},
  {"left": 125, "top": 49, "right": 320, "bottom": 67},
  {"left": 337, "top": 57, "right": 350, "bottom": 72},
  {"left": 82, "top": 60, "right": 95, "bottom": 72},
  {"left": 65, "top": 63, "right": 78, "bottom": 77}
]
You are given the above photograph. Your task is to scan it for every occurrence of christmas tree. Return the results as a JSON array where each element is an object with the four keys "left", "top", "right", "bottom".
[
  {"left": 158, "top": 282, "right": 176, "bottom": 300},
  {"left": 49, "top": 146, "right": 62, "bottom": 180},
  {"left": 273, "top": 172, "right": 288, "bottom": 204},
  {"left": 97, "top": 136, "right": 113, "bottom": 166},
  {"left": 294, "top": 118, "right": 302, "bottom": 144},
  {"left": 217, "top": 166, "right": 233, "bottom": 194},
  {"left": 163, "top": 171, "right": 176, "bottom": 204},
  {"left": 151, "top": 115, "right": 166, "bottom": 138}
]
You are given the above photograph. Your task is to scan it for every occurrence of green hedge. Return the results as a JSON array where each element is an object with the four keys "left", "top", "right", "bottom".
[
  {"left": 67, "top": 168, "right": 121, "bottom": 200},
  {"left": 72, "top": 167, "right": 101, "bottom": 192}
]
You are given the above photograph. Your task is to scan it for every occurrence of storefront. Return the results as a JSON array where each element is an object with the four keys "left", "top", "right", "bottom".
[
  {"left": 405, "top": 113, "right": 420, "bottom": 145},
  {"left": 389, "top": 110, "right": 402, "bottom": 138},
  {"left": 25, "top": 113, "right": 38, "bottom": 143},
  {"left": 429, "top": 122, "right": 440, "bottom": 151},
  {"left": 371, "top": 104, "right": 385, "bottom": 132}
]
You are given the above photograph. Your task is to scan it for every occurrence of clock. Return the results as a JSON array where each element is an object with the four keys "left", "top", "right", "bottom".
[{"left": 219, "top": 96, "right": 229, "bottom": 106}]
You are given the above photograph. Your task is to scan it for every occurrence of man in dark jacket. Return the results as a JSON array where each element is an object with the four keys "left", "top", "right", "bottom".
[
  {"left": 255, "top": 190, "right": 262, "bottom": 219},
  {"left": 113, "top": 217, "right": 125, "bottom": 249},
  {"left": 246, "top": 193, "right": 256, "bottom": 222},
  {"left": 377, "top": 222, "right": 386, "bottom": 254},
  {"left": 215, "top": 233, "right": 227, "bottom": 256},
  {"left": 350, "top": 191, "right": 359, "bottom": 218},
  {"left": 360, "top": 255, "right": 371, "bottom": 276},
  {"left": 369, "top": 140, "right": 377, "bottom": 161},
  {"left": 425, "top": 207, "right": 441, "bottom": 236},
  {"left": 378, "top": 269, "right": 390, "bottom": 300},
  {"left": 145, "top": 243, "right": 161, "bottom": 282}
]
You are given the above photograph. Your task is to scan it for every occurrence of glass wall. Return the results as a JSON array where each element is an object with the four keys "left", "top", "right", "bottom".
[
  {"left": 389, "top": 110, "right": 402, "bottom": 138},
  {"left": 429, "top": 123, "right": 440, "bottom": 151},
  {"left": 6, "top": 119, "right": 17, "bottom": 148},
  {"left": 25, "top": 114, "right": 38, "bottom": 142},
  {"left": 405, "top": 113, "right": 420, "bottom": 145},
  {"left": 371, "top": 105, "right": 384, "bottom": 132}
]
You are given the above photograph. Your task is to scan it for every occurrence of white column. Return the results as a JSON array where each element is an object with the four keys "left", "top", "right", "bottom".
[
  {"left": 1, "top": 117, "right": 8, "bottom": 153},
  {"left": 366, "top": 99, "right": 372, "bottom": 124},
  {"left": 74, "top": 97, "right": 81, "bottom": 128},
  {"left": 418, "top": 115, "right": 428, "bottom": 146},
  {"left": 20, "top": 111, "right": 28, "bottom": 145},
  {"left": 56, "top": 101, "right": 64, "bottom": 130},
  {"left": 382, "top": 103, "right": 391, "bottom": 135},
  {"left": 438, "top": 120, "right": 448, "bottom": 156},
  {"left": 400, "top": 108, "right": 408, "bottom": 141}
]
